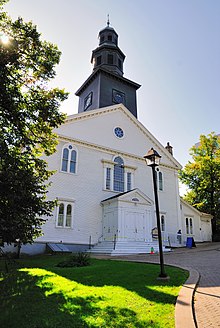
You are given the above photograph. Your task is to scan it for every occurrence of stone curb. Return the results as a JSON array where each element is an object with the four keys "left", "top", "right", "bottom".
[
  {"left": 175, "top": 267, "right": 200, "bottom": 328},
  {"left": 128, "top": 261, "right": 200, "bottom": 328}
]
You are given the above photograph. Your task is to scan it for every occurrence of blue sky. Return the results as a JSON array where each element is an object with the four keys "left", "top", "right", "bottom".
[{"left": 4, "top": 0, "right": 220, "bottom": 167}]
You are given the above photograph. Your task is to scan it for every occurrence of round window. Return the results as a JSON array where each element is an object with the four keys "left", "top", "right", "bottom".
[{"left": 114, "top": 127, "right": 124, "bottom": 138}]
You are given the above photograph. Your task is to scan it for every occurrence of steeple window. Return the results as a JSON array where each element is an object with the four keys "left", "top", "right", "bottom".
[
  {"left": 118, "top": 59, "right": 122, "bottom": 70},
  {"left": 97, "top": 55, "right": 102, "bottom": 66},
  {"left": 107, "top": 54, "right": 114, "bottom": 65},
  {"left": 108, "top": 35, "right": 112, "bottom": 41}
]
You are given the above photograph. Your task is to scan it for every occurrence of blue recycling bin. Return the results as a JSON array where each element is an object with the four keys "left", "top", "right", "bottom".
[{"left": 186, "top": 237, "right": 196, "bottom": 248}]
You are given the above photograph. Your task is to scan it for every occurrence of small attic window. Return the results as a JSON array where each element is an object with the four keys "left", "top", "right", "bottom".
[{"left": 132, "top": 198, "right": 139, "bottom": 202}]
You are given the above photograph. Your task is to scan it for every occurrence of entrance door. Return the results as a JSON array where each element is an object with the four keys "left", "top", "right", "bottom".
[
  {"left": 200, "top": 220, "right": 211, "bottom": 241},
  {"left": 103, "top": 211, "right": 116, "bottom": 241},
  {"left": 125, "top": 211, "right": 145, "bottom": 241}
]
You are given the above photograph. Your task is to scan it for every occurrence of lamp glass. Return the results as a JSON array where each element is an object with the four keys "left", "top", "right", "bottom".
[{"left": 144, "top": 148, "right": 161, "bottom": 167}]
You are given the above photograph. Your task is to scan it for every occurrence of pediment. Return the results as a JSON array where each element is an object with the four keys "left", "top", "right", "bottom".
[
  {"left": 55, "top": 104, "right": 182, "bottom": 170},
  {"left": 102, "top": 188, "right": 153, "bottom": 206},
  {"left": 180, "top": 198, "right": 212, "bottom": 219}
]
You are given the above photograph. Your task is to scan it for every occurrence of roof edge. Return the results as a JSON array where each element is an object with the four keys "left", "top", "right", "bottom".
[
  {"left": 75, "top": 67, "right": 141, "bottom": 96},
  {"left": 180, "top": 198, "right": 213, "bottom": 219}
]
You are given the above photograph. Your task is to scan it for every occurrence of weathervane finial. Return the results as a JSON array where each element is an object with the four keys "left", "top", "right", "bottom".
[{"left": 107, "top": 14, "right": 110, "bottom": 27}]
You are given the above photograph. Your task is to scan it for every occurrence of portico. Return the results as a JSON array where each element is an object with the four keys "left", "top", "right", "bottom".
[{"left": 101, "top": 189, "right": 154, "bottom": 243}]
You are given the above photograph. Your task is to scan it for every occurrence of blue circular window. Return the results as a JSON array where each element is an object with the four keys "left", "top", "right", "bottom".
[
  {"left": 114, "top": 127, "right": 124, "bottom": 138},
  {"left": 68, "top": 145, "right": 73, "bottom": 149}
]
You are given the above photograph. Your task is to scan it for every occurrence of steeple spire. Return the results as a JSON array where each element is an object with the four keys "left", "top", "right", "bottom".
[{"left": 107, "top": 14, "right": 110, "bottom": 27}]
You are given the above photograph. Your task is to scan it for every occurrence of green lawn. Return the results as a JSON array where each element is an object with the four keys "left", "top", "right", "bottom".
[{"left": 0, "top": 255, "right": 188, "bottom": 328}]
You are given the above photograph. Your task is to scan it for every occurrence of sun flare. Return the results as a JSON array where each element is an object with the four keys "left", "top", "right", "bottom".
[{"left": 0, "top": 32, "right": 10, "bottom": 44}]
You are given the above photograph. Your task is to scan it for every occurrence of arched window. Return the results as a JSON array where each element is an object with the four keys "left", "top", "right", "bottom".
[
  {"left": 61, "top": 145, "right": 77, "bottom": 174},
  {"left": 61, "top": 148, "right": 69, "bottom": 172},
  {"left": 103, "top": 157, "right": 134, "bottom": 192},
  {"left": 186, "top": 217, "right": 189, "bottom": 234},
  {"left": 56, "top": 202, "right": 74, "bottom": 228},
  {"left": 66, "top": 204, "right": 72, "bottom": 227},
  {"left": 114, "top": 156, "right": 124, "bottom": 192},
  {"left": 70, "top": 150, "right": 77, "bottom": 173},
  {"left": 158, "top": 171, "right": 163, "bottom": 191},
  {"left": 58, "top": 203, "right": 64, "bottom": 227},
  {"left": 190, "top": 218, "right": 193, "bottom": 234}
]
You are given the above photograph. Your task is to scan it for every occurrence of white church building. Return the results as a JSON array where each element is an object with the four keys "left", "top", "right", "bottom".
[{"left": 19, "top": 22, "right": 212, "bottom": 255}]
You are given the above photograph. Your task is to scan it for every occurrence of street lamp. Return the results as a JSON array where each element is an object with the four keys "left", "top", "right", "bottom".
[{"left": 144, "top": 147, "right": 168, "bottom": 278}]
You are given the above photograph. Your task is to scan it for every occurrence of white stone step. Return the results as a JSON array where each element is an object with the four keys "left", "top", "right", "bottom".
[{"left": 89, "top": 240, "right": 169, "bottom": 255}]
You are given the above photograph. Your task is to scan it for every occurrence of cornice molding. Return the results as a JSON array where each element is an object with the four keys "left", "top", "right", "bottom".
[{"left": 58, "top": 134, "right": 179, "bottom": 171}]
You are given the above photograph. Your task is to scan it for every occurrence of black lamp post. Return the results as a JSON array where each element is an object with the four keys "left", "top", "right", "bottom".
[{"left": 144, "top": 147, "right": 167, "bottom": 278}]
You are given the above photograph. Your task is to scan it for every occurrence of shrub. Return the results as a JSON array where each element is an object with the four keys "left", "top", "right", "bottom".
[{"left": 56, "top": 252, "right": 91, "bottom": 268}]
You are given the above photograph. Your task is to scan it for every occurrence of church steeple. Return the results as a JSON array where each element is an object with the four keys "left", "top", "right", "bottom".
[{"left": 75, "top": 22, "right": 141, "bottom": 118}]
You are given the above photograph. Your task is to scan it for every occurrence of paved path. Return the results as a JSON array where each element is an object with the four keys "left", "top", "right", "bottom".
[
  {"left": 158, "top": 242, "right": 220, "bottom": 327},
  {"left": 94, "top": 242, "right": 220, "bottom": 327}
]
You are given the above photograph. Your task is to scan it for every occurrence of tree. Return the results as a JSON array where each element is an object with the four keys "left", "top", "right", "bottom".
[
  {"left": 0, "top": 0, "right": 68, "bottom": 249},
  {"left": 179, "top": 132, "right": 220, "bottom": 235}
]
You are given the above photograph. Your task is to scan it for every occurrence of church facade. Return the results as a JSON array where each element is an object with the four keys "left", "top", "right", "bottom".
[{"left": 17, "top": 22, "right": 212, "bottom": 255}]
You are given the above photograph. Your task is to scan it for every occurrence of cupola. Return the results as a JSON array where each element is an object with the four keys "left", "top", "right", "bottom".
[{"left": 91, "top": 18, "right": 125, "bottom": 76}]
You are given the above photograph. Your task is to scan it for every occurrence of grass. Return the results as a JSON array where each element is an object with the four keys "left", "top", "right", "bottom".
[{"left": 0, "top": 254, "right": 188, "bottom": 328}]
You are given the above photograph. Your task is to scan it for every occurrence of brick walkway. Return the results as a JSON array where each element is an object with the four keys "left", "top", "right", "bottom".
[
  {"left": 162, "top": 243, "right": 220, "bottom": 328},
  {"left": 93, "top": 242, "right": 220, "bottom": 327}
]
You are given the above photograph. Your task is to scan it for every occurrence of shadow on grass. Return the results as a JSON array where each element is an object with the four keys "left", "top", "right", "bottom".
[
  {"left": 51, "top": 258, "right": 187, "bottom": 305},
  {"left": 0, "top": 267, "right": 161, "bottom": 328}
]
